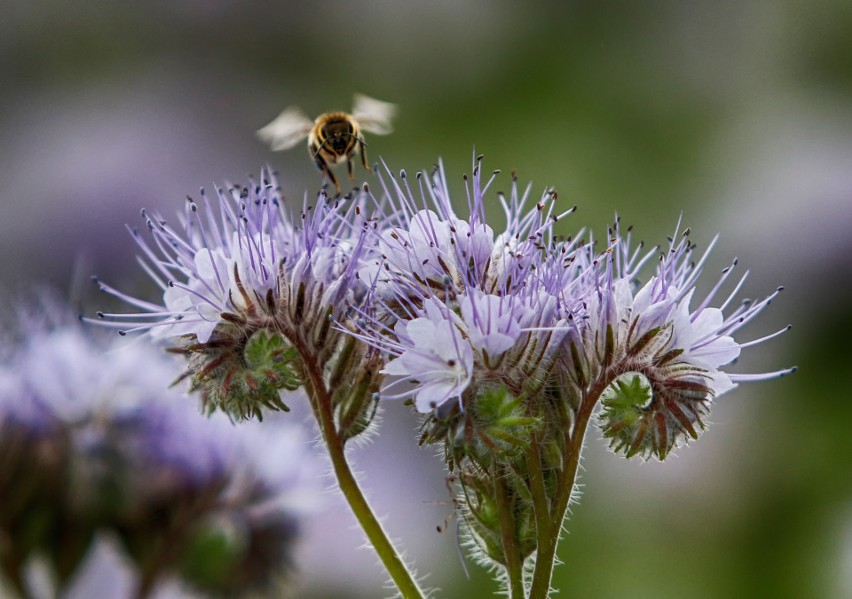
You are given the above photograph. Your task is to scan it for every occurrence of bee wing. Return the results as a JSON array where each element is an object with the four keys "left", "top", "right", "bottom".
[
  {"left": 352, "top": 93, "right": 397, "bottom": 135},
  {"left": 257, "top": 106, "right": 314, "bottom": 151}
]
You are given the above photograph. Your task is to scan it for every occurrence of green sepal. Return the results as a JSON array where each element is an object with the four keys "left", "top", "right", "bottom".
[
  {"left": 600, "top": 372, "right": 653, "bottom": 426},
  {"left": 463, "top": 385, "right": 540, "bottom": 459}
]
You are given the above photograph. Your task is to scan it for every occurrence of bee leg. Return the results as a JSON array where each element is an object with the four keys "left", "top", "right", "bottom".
[
  {"left": 313, "top": 153, "right": 340, "bottom": 195},
  {"left": 347, "top": 156, "right": 356, "bottom": 181},
  {"left": 325, "top": 167, "right": 341, "bottom": 196},
  {"left": 359, "top": 141, "right": 373, "bottom": 173}
]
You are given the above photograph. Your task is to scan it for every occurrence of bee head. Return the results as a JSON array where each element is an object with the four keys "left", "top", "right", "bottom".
[{"left": 319, "top": 118, "right": 355, "bottom": 153}]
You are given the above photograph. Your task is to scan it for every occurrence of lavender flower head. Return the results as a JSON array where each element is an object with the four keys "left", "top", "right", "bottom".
[
  {"left": 564, "top": 219, "right": 796, "bottom": 459},
  {"left": 0, "top": 307, "right": 321, "bottom": 597},
  {"left": 351, "top": 158, "right": 794, "bottom": 456},
  {"left": 352, "top": 158, "right": 577, "bottom": 417},
  {"left": 94, "top": 170, "right": 380, "bottom": 424}
]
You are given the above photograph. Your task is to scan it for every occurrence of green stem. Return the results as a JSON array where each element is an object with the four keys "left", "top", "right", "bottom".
[
  {"left": 528, "top": 394, "right": 597, "bottom": 599},
  {"left": 493, "top": 465, "right": 526, "bottom": 599},
  {"left": 300, "top": 347, "right": 425, "bottom": 599},
  {"left": 525, "top": 435, "right": 553, "bottom": 593}
]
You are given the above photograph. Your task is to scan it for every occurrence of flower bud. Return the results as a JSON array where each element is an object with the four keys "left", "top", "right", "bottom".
[
  {"left": 457, "top": 467, "right": 537, "bottom": 568},
  {"left": 423, "top": 384, "right": 539, "bottom": 465},
  {"left": 329, "top": 341, "right": 383, "bottom": 441}
]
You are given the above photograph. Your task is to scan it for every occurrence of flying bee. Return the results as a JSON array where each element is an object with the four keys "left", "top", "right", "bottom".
[{"left": 257, "top": 94, "right": 397, "bottom": 194}]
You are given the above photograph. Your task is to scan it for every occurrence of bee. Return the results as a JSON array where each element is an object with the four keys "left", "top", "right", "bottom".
[{"left": 257, "top": 94, "right": 397, "bottom": 194}]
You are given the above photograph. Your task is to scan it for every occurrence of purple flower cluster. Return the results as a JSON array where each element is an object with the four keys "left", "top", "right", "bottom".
[
  {"left": 349, "top": 159, "right": 578, "bottom": 414},
  {"left": 572, "top": 220, "right": 794, "bottom": 457},
  {"left": 96, "top": 156, "right": 793, "bottom": 457},
  {"left": 92, "top": 170, "right": 381, "bottom": 421},
  {"left": 347, "top": 156, "right": 793, "bottom": 458}
]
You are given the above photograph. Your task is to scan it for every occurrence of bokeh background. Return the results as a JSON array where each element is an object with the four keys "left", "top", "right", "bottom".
[{"left": 2, "top": 1, "right": 851, "bottom": 598}]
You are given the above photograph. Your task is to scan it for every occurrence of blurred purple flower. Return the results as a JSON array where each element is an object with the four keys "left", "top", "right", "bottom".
[{"left": 0, "top": 304, "right": 322, "bottom": 597}]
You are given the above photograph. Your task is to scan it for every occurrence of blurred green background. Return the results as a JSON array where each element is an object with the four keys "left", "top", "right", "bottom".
[{"left": 1, "top": 1, "right": 850, "bottom": 597}]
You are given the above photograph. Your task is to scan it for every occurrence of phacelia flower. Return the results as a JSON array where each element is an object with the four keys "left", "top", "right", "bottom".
[
  {"left": 560, "top": 219, "right": 797, "bottom": 460},
  {"left": 351, "top": 158, "right": 576, "bottom": 417},
  {"left": 92, "top": 170, "right": 380, "bottom": 423},
  {"left": 380, "top": 297, "right": 475, "bottom": 412}
]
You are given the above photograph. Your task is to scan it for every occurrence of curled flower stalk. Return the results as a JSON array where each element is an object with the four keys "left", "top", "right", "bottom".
[
  {"left": 347, "top": 156, "right": 794, "bottom": 598},
  {"left": 92, "top": 173, "right": 424, "bottom": 598}
]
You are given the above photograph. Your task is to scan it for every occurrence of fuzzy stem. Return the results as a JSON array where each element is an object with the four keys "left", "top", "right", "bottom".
[
  {"left": 298, "top": 344, "right": 425, "bottom": 599},
  {"left": 528, "top": 392, "right": 598, "bottom": 599},
  {"left": 493, "top": 464, "right": 527, "bottom": 599},
  {"left": 525, "top": 434, "right": 552, "bottom": 562}
]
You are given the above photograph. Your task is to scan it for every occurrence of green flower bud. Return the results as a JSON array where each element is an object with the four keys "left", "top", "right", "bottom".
[
  {"left": 457, "top": 467, "right": 537, "bottom": 569},
  {"left": 421, "top": 384, "right": 539, "bottom": 467}
]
